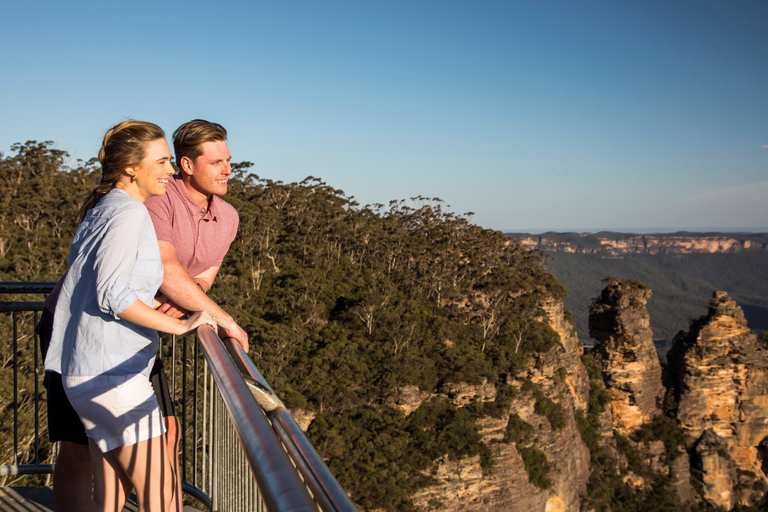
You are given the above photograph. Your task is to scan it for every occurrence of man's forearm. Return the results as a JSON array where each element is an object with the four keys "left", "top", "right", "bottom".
[
  {"left": 160, "top": 264, "right": 233, "bottom": 322},
  {"left": 156, "top": 241, "right": 247, "bottom": 350}
]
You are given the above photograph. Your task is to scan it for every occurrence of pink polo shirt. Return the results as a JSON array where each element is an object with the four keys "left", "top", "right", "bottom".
[{"left": 145, "top": 174, "right": 239, "bottom": 279}]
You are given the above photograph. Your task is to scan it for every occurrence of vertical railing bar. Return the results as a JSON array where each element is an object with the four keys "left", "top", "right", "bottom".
[
  {"left": 226, "top": 393, "right": 230, "bottom": 512},
  {"left": 181, "top": 334, "right": 188, "bottom": 483},
  {"left": 212, "top": 377, "right": 217, "bottom": 512},
  {"left": 211, "top": 373, "right": 216, "bottom": 511},
  {"left": 13, "top": 311, "right": 19, "bottom": 466},
  {"left": 171, "top": 334, "right": 177, "bottom": 405},
  {"left": 230, "top": 420, "right": 233, "bottom": 511},
  {"left": 235, "top": 426, "right": 240, "bottom": 511},
  {"left": 34, "top": 309, "right": 40, "bottom": 463},
  {"left": 225, "top": 404, "right": 230, "bottom": 511},
  {"left": 202, "top": 360, "right": 208, "bottom": 493},
  {"left": 212, "top": 388, "right": 219, "bottom": 512},
  {"left": 193, "top": 337, "right": 199, "bottom": 487}
]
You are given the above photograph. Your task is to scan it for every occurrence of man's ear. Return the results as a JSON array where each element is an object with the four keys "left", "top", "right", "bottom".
[{"left": 180, "top": 156, "right": 194, "bottom": 175}]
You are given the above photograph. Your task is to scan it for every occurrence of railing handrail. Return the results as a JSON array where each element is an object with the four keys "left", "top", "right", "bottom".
[
  {"left": 0, "top": 281, "right": 55, "bottom": 313},
  {"left": 195, "top": 325, "right": 319, "bottom": 512},
  {"left": 0, "top": 282, "right": 57, "bottom": 295},
  {"left": 223, "top": 339, "right": 359, "bottom": 512}
]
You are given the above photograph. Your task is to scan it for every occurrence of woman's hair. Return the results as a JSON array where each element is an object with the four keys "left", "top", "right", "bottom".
[{"left": 78, "top": 120, "right": 165, "bottom": 222}]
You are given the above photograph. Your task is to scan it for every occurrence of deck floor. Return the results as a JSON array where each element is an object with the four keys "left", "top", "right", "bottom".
[
  {"left": 0, "top": 488, "right": 201, "bottom": 511},
  {"left": 0, "top": 487, "right": 137, "bottom": 511}
]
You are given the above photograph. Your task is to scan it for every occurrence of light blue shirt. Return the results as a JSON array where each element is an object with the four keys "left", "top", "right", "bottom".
[{"left": 45, "top": 189, "right": 163, "bottom": 377}]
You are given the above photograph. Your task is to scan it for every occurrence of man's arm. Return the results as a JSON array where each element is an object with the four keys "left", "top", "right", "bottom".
[
  {"left": 155, "top": 241, "right": 249, "bottom": 350},
  {"left": 194, "top": 265, "right": 219, "bottom": 292},
  {"left": 155, "top": 265, "right": 216, "bottom": 314}
]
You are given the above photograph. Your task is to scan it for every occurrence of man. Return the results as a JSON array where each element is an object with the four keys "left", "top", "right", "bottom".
[
  {"left": 39, "top": 119, "right": 248, "bottom": 512},
  {"left": 148, "top": 119, "right": 249, "bottom": 347}
]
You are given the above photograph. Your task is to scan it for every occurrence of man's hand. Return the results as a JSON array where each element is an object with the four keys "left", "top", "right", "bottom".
[
  {"left": 154, "top": 292, "right": 189, "bottom": 319},
  {"left": 214, "top": 315, "right": 249, "bottom": 352}
]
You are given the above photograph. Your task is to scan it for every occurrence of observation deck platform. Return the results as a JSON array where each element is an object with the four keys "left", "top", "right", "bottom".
[{"left": 0, "top": 282, "right": 357, "bottom": 512}]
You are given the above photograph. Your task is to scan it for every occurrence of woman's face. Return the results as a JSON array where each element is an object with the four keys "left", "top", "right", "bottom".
[{"left": 130, "top": 138, "right": 175, "bottom": 202}]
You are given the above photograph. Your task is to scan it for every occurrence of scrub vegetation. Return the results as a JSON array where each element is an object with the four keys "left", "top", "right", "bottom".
[{"left": 4, "top": 141, "right": 765, "bottom": 510}]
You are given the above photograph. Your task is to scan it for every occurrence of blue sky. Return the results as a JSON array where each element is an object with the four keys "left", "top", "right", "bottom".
[{"left": 1, "top": 1, "right": 766, "bottom": 232}]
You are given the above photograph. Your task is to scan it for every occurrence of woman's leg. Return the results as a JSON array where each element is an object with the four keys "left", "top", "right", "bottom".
[
  {"left": 164, "top": 416, "right": 183, "bottom": 512},
  {"left": 111, "top": 433, "right": 175, "bottom": 512},
  {"left": 89, "top": 439, "right": 131, "bottom": 512}
]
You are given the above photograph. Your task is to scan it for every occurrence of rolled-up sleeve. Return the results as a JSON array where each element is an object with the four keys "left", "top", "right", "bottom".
[{"left": 93, "top": 205, "right": 146, "bottom": 319}]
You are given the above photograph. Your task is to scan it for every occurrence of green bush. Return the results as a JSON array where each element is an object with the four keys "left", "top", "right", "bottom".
[
  {"left": 534, "top": 396, "right": 566, "bottom": 430},
  {"left": 631, "top": 389, "right": 686, "bottom": 465},
  {"left": 504, "top": 413, "right": 534, "bottom": 444},
  {"left": 517, "top": 446, "right": 552, "bottom": 490}
]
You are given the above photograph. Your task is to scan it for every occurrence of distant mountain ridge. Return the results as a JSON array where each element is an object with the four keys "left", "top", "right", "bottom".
[
  {"left": 508, "top": 231, "right": 768, "bottom": 256},
  {"left": 505, "top": 231, "right": 768, "bottom": 345}
]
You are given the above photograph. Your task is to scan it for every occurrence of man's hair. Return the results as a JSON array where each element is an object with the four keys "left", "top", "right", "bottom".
[{"left": 172, "top": 119, "right": 227, "bottom": 168}]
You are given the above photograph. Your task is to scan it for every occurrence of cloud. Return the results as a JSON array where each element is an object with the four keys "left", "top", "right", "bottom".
[{"left": 762, "top": 145, "right": 768, "bottom": 149}]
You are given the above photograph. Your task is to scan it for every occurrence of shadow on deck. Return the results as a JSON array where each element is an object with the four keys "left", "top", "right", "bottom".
[{"left": 0, "top": 487, "right": 204, "bottom": 511}]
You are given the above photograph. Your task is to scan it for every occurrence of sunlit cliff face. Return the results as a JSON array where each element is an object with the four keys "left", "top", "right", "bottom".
[
  {"left": 670, "top": 293, "right": 768, "bottom": 509},
  {"left": 514, "top": 234, "right": 761, "bottom": 255}
]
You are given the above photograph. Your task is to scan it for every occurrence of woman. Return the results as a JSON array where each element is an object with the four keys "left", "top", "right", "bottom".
[{"left": 44, "top": 120, "right": 216, "bottom": 512}]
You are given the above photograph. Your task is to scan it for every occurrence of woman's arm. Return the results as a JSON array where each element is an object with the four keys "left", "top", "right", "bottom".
[{"left": 118, "top": 299, "right": 216, "bottom": 336}]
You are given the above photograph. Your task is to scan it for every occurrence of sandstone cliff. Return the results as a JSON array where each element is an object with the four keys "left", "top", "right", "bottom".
[
  {"left": 511, "top": 232, "right": 768, "bottom": 256},
  {"left": 668, "top": 291, "right": 768, "bottom": 509},
  {"left": 588, "top": 279, "right": 665, "bottom": 434},
  {"left": 387, "top": 285, "right": 768, "bottom": 511},
  {"left": 407, "top": 298, "right": 592, "bottom": 511}
]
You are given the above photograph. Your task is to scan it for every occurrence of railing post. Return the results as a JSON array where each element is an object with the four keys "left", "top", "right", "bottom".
[
  {"left": 13, "top": 311, "right": 18, "bottom": 467},
  {"left": 33, "top": 310, "right": 40, "bottom": 465}
]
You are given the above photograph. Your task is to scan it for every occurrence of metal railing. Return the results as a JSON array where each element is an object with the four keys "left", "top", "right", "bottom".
[
  {"left": 0, "top": 282, "right": 53, "bottom": 480},
  {"left": 0, "top": 282, "right": 358, "bottom": 512}
]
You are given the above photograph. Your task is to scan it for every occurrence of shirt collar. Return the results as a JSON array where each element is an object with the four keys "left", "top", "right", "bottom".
[{"left": 174, "top": 174, "right": 219, "bottom": 221}]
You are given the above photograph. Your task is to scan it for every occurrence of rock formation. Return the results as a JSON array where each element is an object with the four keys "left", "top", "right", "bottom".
[
  {"left": 668, "top": 291, "right": 768, "bottom": 509},
  {"left": 588, "top": 279, "right": 665, "bottom": 434},
  {"left": 400, "top": 286, "right": 768, "bottom": 511},
  {"left": 541, "top": 299, "right": 590, "bottom": 412},
  {"left": 409, "top": 298, "right": 591, "bottom": 511}
]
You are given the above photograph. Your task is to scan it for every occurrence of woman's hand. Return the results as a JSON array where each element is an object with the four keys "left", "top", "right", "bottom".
[
  {"left": 177, "top": 311, "right": 217, "bottom": 336},
  {"left": 119, "top": 300, "right": 217, "bottom": 336}
]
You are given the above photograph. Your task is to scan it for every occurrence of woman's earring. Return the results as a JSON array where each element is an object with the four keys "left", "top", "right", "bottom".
[{"left": 130, "top": 174, "right": 136, "bottom": 183}]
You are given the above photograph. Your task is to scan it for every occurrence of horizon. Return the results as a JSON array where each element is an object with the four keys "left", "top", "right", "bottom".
[
  {"left": 1, "top": 1, "right": 766, "bottom": 232},
  {"left": 504, "top": 227, "right": 768, "bottom": 235}
]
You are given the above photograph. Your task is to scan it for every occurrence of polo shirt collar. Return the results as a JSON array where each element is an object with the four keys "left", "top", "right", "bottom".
[{"left": 174, "top": 173, "right": 220, "bottom": 220}]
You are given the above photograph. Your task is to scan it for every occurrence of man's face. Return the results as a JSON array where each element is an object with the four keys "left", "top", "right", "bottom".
[{"left": 184, "top": 140, "right": 232, "bottom": 200}]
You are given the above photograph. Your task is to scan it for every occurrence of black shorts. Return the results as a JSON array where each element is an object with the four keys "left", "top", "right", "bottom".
[{"left": 37, "top": 308, "right": 176, "bottom": 445}]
